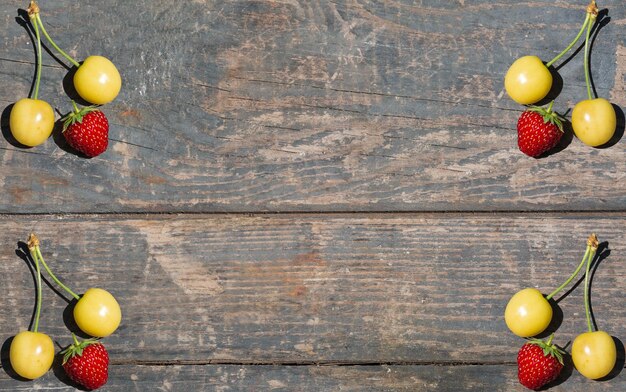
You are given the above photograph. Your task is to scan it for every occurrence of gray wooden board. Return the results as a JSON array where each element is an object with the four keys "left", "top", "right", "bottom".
[
  {"left": 0, "top": 214, "right": 623, "bottom": 377},
  {"left": 0, "top": 1, "right": 625, "bottom": 213},
  {"left": 0, "top": 364, "right": 624, "bottom": 391},
  {"left": 1, "top": 0, "right": 626, "bottom": 390}
]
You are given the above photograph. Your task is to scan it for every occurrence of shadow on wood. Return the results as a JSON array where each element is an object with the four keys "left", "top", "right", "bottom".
[
  {"left": 535, "top": 298, "right": 564, "bottom": 340},
  {"left": 62, "top": 299, "right": 93, "bottom": 340},
  {"left": 546, "top": 351, "right": 575, "bottom": 391},
  {"left": 61, "top": 65, "right": 92, "bottom": 107},
  {"left": 597, "top": 104, "right": 625, "bottom": 149},
  {"left": 595, "top": 336, "right": 625, "bottom": 381},
  {"left": 0, "top": 337, "right": 29, "bottom": 381},
  {"left": 537, "top": 118, "right": 574, "bottom": 158},
  {"left": 588, "top": 9, "right": 611, "bottom": 101},
  {"left": 51, "top": 117, "right": 87, "bottom": 158},
  {"left": 14, "top": 9, "right": 38, "bottom": 100},
  {"left": 16, "top": 241, "right": 74, "bottom": 313},
  {"left": 535, "top": 66, "right": 564, "bottom": 108},
  {"left": 16, "top": 8, "right": 73, "bottom": 74},
  {"left": 589, "top": 242, "right": 611, "bottom": 332},
  {"left": 14, "top": 242, "right": 38, "bottom": 332},
  {"left": 51, "top": 349, "right": 88, "bottom": 391},
  {"left": 0, "top": 104, "right": 32, "bottom": 149}
]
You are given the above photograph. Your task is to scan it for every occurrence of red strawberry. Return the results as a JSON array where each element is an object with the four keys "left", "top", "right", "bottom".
[
  {"left": 62, "top": 336, "right": 109, "bottom": 390},
  {"left": 63, "top": 104, "right": 109, "bottom": 157},
  {"left": 517, "top": 104, "right": 564, "bottom": 157},
  {"left": 517, "top": 336, "right": 565, "bottom": 390}
]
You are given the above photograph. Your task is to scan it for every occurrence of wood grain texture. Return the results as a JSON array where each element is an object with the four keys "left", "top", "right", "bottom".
[
  {"left": 0, "top": 214, "right": 624, "bottom": 373},
  {"left": 0, "top": 364, "right": 624, "bottom": 391},
  {"left": 1, "top": 1, "right": 626, "bottom": 390},
  {"left": 0, "top": 1, "right": 625, "bottom": 213}
]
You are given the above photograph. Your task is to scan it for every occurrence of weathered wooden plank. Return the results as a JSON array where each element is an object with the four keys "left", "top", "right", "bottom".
[
  {"left": 0, "top": 363, "right": 624, "bottom": 391},
  {"left": 0, "top": 1, "right": 625, "bottom": 213},
  {"left": 0, "top": 214, "right": 624, "bottom": 367}
]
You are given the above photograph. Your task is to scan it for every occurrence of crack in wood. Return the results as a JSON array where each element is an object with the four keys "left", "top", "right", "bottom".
[
  {"left": 429, "top": 144, "right": 468, "bottom": 150},
  {"left": 0, "top": 146, "right": 49, "bottom": 156},
  {"left": 228, "top": 75, "right": 518, "bottom": 112},
  {"left": 0, "top": 57, "right": 65, "bottom": 69},
  {"left": 262, "top": 124, "right": 300, "bottom": 131},
  {"left": 109, "top": 138, "right": 159, "bottom": 151},
  {"left": 1, "top": 211, "right": 626, "bottom": 219},
  {"left": 192, "top": 82, "right": 232, "bottom": 93},
  {"left": 109, "top": 359, "right": 520, "bottom": 367}
]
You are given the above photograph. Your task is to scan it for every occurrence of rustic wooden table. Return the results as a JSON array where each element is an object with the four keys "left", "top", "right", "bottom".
[{"left": 1, "top": 1, "right": 625, "bottom": 390}]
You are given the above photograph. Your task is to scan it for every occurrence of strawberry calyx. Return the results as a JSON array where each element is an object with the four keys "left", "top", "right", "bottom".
[
  {"left": 61, "top": 334, "right": 101, "bottom": 364},
  {"left": 526, "top": 334, "right": 566, "bottom": 365},
  {"left": 62, "top": 102, "right": 101, "bottom": 132},
  {"left": 526, "top": 102, "right": 565, "bottom": 133}
]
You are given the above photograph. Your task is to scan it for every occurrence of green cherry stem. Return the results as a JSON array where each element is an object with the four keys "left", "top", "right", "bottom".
[
  {"left": 27, "top": 6, "right": 43, "bottom": 100},
  {"left": 27, "top": 234, "right": 44, "bottom": 333},
  {"left": 546, "top": 13, "right": 591, "bottom": 68},
  {"left": 582, "top": 11, "right": 597, "bottom": 100},
  {"left": 32, "top": 8, "right": 80, "bottom": 68},
  {"left": 545, "top": 242, "right": 591, "bottom": 300},
  {"left": 29, "top": 235, "right": 80, "bottom": 300},
  {"left": 583, "top": 234, "right": 599, "bottom": 332}
]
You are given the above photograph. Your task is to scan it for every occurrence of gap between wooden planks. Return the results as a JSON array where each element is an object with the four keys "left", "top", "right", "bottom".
[{"left": 0, "top": 212, "right": 624, "bottom": 364}]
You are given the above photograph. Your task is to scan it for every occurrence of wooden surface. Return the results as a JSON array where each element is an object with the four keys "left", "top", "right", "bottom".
[{"left": 0, "top": 0, "right": 625, "bottom": 391}]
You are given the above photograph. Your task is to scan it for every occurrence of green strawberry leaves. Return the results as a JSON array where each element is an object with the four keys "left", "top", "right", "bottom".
[
  {"left": 527, "top": 335, "right": 567, "bottom": 365},
  {"left": 60, "top": 334, "right": 101, "bottom": 364},
  {"left": 62, "top": 102, "right": 101, "bottom": 131},
  {"left": 526, "top": 102, "right": 566, "bottom": 133}
]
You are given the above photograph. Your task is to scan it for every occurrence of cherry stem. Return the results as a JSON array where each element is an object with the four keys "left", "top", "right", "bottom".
[
  {"left": 546, "top": 244, "right": 591, "bottom": 300},
  {"left": 583, "top": 235, "right": 599, "bottom": 333},
  {"left": 582, "top": 12, "right": 596, "bottom": 100},
  {"left": 34, "top": 13, "right": 80, "bottom": 68},
  {"left": 27, "top": 234, "right": 43, "bottom": 333},
  {"left": 28, "top": 12, "right": 43, "bottom": 100},
  {"left": 31, "top": 240, "right": 80, "bottom": 300},
  {"left": 546, "top": 13, "right": 591, "bottom": 68}
]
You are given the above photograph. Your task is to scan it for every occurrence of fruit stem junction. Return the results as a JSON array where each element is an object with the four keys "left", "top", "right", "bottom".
[
  {"left": 28, "top": 2, "right": 81, "bottom": 68},
  {"left": 27, "top": 234, "right": 44, "bottom": 332},
  {"left": 72, "top": 332, "right": 80, "bottom": 346},
  {"left": 28, "top": 234, "right": 81, "bottom": 301}
]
